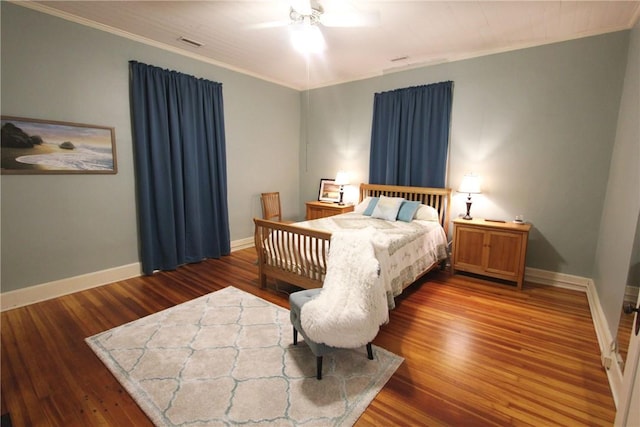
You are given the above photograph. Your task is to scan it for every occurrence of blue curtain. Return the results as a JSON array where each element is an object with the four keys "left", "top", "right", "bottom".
[
  {"left": 129, "top": 61, "right": 230, "bottom": 275},
  {"left": 369, "top": 81, "right": 453, "bottom": 187}
]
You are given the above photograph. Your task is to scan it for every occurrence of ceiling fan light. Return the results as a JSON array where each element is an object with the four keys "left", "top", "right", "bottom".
[{"left": 290, "top": 23, "right": 325, "bottom": 54}]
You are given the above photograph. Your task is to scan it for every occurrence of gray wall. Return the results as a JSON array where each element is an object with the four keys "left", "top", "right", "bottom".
[
  {"left": 1, "top": 3, "right": 301, "bottom": 292},
  {"left": 300, "top": 31, "right": 630, "bottom": 279},
  {"left": 593, "top": 21, "right": 640, "bottom": 335}
]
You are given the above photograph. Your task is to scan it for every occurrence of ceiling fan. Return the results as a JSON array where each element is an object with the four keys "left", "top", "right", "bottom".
[
  {"left": 289, "top": 0, "right": 378, "bottom": 28},
  {"left": 255, "top": 0, "right": 379, "bottom": 54}
]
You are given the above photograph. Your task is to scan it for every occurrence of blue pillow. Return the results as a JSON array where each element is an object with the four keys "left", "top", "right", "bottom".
[
  {"left": 397, "top": 200, "right": 420, "bottom": 222},
  {"left": 363, "top": 197, "right": 379, "bottom": 216}
]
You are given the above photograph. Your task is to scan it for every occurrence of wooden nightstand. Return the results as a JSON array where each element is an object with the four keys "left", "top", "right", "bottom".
[
  {"left": 305, "top": 201, "right": 354, "bottom": 220},
  {"left": 451, "top": 218, "right": 531, "bottom": 289}
]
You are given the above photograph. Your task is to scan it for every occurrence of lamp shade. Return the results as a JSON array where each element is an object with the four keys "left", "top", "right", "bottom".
[
  {"left": 334, "top": 171, "right": 350, "bottom": 185},
  {"left": 457, "top": 173, "right": 481, "bottom": 194}
]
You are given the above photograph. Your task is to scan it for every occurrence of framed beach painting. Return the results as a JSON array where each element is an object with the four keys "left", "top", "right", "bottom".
[
  {"left": 1, "top": 116, "right": 117, "bottom": 174},
  {"left": 318, "top": 178, "right": 340, "bottom": 203}
]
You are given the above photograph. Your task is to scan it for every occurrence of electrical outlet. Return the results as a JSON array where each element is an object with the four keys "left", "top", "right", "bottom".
[{"left": 601, "top": 355, "right": 612, "bottom": 370}]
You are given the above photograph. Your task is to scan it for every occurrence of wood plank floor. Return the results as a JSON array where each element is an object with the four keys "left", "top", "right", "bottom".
[{"left": 1, "top": 248, "right": 616, "bottom": 426}]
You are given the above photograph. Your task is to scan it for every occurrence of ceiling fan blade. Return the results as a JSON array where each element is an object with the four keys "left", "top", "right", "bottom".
[
  {"left": 248, "top": 20, "right": 291, "bottom": 30},
  {"left": 319, "top": 8, "right": 379, "bottom": 27}
]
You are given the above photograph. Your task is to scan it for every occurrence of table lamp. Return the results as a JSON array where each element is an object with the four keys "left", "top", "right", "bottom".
[
  {"left": 334, "top": 171, "right": 349, "bottom": 205},
  {"left": 457, "top": 173, "right": 482, "bottom": 220}
]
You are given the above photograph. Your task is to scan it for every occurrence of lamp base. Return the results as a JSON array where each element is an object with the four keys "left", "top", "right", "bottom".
[{"left": 463, "top": 198, "right": 473, "bottom": 220}]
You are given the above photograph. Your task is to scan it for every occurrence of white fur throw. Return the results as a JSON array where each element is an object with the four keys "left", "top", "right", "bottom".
[{"left": 300, "top": 228, "right": 389, "bottom": 348}]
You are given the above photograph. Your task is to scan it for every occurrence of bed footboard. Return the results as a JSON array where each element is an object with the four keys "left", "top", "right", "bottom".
[{"left": 253, "top": 218, "right": 332, "bottom": 290}]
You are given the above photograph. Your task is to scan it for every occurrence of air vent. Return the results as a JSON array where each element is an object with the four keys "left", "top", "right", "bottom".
[{"left": 178, "top": 36, "right": 204, "bottom": 48}]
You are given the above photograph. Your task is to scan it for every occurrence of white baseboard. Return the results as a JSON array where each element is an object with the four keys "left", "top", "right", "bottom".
[
  {"left": 525, "top": 267, "right": 590, "bottom": 291},
  {"left": 0, "top": 263, "right": 142, "bottom": 312},
  {"left": 0, "top": 238, "right": 256, "bottom": 312},
  {"left": 231, "top": 237, "right": 254, "bottom": 251},
  {"left": 585, "top": 278, "right": 624, "bottom": 408}
]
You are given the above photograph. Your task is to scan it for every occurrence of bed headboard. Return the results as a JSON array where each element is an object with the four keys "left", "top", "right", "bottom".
[{"left": 358, "top": 183, "right": 452, "bottom": 234}]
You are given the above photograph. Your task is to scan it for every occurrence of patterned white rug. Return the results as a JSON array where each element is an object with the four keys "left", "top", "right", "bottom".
[{"left": 86, "top": 286, "right": 403, "bottom": 426}]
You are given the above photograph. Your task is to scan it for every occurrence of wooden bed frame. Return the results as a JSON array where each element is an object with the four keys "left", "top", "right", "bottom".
[{"left": 253, "top": 183, "right": 451, "bottom": 290}]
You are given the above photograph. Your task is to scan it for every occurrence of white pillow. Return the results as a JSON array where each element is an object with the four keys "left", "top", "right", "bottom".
[
  {"left": 415, "top": 204, "right": 440, "bottom": 221},
  {"left": 354, "top": 197, "right": 372, "bottom": 214},
  {"left": 371, "top": 196, "right": 404, "bottom": 221}
]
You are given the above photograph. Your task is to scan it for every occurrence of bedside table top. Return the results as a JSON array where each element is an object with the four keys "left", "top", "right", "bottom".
[
  {"left": 306, "top": 200, "right": 354, "bottom": 208},
  {"left": 453, "top": 217, "right": 532, "bottom": 231}
]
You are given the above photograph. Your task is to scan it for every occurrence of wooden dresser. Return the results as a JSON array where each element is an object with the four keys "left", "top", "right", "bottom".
[
  {"left": 305, "top": 201, "right": 354, "bottom": 220},
  {"left": 451, "top": 218, "right": 531, "bottom": 289}
]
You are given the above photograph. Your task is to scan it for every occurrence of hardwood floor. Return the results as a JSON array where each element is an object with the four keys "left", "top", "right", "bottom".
[{"left": 1, "top": 248, "right": 616, "bottom": 426}]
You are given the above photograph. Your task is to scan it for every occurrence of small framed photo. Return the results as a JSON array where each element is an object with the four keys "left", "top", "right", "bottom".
[
  {"left": 318, "top": 178, "right": 340, "bottom": 203},
  {"left": 1, "top": 116, "right": 117, "bottom": 174}
]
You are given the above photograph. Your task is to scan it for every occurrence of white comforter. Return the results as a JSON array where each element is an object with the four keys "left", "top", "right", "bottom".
[
  {"left": 296, "top": 212, "right": 448, "bottom": 308},
  {"left": 300, "top": 229, "right": 388, "bottom": 347}
]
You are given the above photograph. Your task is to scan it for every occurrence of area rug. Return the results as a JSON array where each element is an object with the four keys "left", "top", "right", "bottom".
[{"left": 86, "top": 286, "right": 403, "bottom": 426}]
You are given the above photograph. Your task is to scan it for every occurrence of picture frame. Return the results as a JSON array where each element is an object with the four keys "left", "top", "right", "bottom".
[
  {"left": 318, "top": 178, "right": 341, "bottom": 203},
  {"left": 1, "top": 116, "right": 117, "bottom": 174}
]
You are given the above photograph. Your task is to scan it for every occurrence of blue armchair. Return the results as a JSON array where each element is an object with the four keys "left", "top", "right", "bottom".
[{"left": 289, "top": 288, "right": 374, "bottom": 380}]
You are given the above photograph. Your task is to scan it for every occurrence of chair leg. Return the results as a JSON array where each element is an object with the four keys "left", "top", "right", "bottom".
[
  {"left": 293, "top": 327, "right": 298, "bottom": 345},
  {"left": 366, "top": 343, "right": 373, "bottom": 360},
  {"left": 316, "top": 356, "right": 323, "bottom": 380}
]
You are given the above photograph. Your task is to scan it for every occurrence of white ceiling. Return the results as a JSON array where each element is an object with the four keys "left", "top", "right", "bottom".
[{"left": 21, "top": 1, "right": 640, "bottom": 90}]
